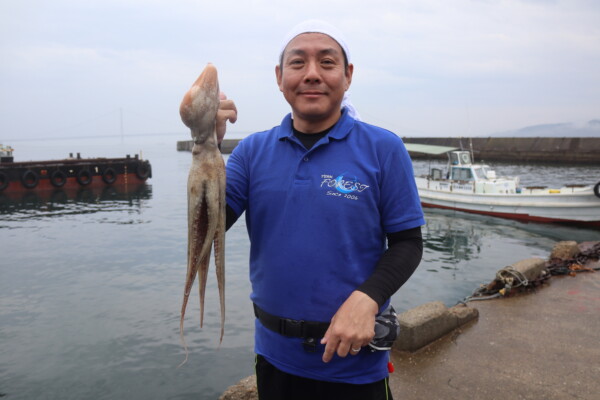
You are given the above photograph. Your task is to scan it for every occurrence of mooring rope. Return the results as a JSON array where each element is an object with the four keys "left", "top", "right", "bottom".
[{"left": 458, "top": 242, "right": 599, "bottom": 304}]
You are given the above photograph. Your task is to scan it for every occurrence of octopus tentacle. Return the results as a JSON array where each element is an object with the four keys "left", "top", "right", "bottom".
[{"left": 213, "top": 176, "right": 226, "bottom": 342}]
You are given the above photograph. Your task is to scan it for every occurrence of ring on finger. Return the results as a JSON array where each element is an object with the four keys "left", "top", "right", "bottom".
[{"left": 351, "top": 347, "right": 361, "bottom": 353}]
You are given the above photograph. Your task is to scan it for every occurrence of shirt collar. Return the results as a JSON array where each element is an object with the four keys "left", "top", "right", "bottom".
[{"left": 276, "top": 107, "right": 355, "bottom": 142}]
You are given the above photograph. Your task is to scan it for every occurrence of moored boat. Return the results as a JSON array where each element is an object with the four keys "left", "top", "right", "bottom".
[
  {"left": 407, "top": 144, "right": 600, "bottom": 226},
  {"left": 0, "top": 146, "right": 152, "bottom": 193}
]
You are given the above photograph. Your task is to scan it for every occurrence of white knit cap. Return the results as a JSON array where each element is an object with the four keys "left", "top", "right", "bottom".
[
  {"left": 279, "top": 19, "right": 352, "bottom": 64},
  {"left": 279, "top": 19, "right": 361, "bottom": 121}
]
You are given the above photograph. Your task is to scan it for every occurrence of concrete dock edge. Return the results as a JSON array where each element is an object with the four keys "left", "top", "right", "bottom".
[{"left": 395, "top": 302, "right": 478, "bottom": 352}]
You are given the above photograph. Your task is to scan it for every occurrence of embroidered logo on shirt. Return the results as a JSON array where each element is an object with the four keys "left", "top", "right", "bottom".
[{"left": 320, "top": 173, "right": 369, "bottom": 200}]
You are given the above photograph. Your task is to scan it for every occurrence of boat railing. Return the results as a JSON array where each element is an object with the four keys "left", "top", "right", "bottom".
[
  {"left": 565, "top": 184, "right": 588, "bottom": 188},
  {"left": 523, "top": 186, "right": 547, "bottom": 190}
]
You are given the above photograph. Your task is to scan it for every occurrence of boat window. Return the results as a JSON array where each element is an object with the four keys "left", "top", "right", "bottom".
[
  {"left": 460, "top": 152, "right": 471, "bottom": 164},
  {"left": 449, "top": 152, "right": 459, "bottom": 165},
  {"left": 473, "top": 167, "right": 487, "bottom": 179},
  {"left": 451, "top": 167, "right": 473, "bottom": 181},
  {"left": 431, "top": 168, "right": 443, "bottom": 180}
]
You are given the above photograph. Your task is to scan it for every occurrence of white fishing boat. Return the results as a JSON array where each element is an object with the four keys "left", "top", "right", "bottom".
[{"left": 407, "top": 144, "right": 600, "bottom": 226}]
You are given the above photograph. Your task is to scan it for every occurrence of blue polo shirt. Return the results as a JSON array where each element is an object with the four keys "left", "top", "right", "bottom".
[{"left": 226, "top": 108, "right": 424, "bottom": 384}]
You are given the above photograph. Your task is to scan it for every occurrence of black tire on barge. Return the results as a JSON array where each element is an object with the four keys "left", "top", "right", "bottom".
[
  {"left": 136, "top": 163, "right": 151, "bottom": 181},
  {"left": 21, "top": 170, "right": 39, "bottom": 189},
  {"left": 50, "top": 170, "right": 67, "bottom": 188},
  {"left": 0, "top": 171, "right": 8, "bottom": 191},
  {"left": 76, "top": 169, "right": 92, "bottom": 186},
  {"left": 102, "top": 168, "right": 117, "bottom": 184}
]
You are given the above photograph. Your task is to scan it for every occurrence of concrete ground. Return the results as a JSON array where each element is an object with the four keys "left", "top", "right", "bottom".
[{"left": 389, "top": 270, "right": 600, "bottom": 400}]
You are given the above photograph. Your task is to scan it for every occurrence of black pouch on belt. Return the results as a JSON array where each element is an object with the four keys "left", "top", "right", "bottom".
[{"left": 368, "top": 304, "right": 400, "bottom": 352}]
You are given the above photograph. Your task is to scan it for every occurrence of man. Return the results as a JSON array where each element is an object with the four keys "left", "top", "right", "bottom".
[{"left": 218, "top": 20, "right": 424, "bottom": 400}]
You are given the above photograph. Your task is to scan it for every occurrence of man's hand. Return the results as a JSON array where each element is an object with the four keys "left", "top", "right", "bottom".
[
  {"left": 216, "top": 92, "right": 237, "bottom": 144},
  {"left": 320, "top": 291, "right": 378, "bottom": 363}
]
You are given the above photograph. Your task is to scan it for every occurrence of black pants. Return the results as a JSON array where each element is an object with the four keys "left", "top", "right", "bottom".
[{"left": 255, "top": 355, "right": 393, "bottom": 400}]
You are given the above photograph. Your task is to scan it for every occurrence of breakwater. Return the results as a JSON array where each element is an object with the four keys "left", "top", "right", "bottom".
[
  {"left": 177, "top": 137, "right": 600, "bottom": 164},
  {"left": 403, "top": 137, "right": 600, "bottom": 164},
  {"left": 177, "top": 139, "right": 239, "bottom": 154}
]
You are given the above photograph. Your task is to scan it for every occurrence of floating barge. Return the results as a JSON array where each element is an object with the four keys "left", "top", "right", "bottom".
[{"left": 0, "top": 145, "right": 152, "bottom": 193}]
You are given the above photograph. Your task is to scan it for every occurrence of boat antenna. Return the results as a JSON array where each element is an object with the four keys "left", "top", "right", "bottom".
[
  {"left": 469, "top": 138, "right": 474, "bottom": 163},
  {"left": 428, "top": 156, "right": 432, "bottom": 178}
]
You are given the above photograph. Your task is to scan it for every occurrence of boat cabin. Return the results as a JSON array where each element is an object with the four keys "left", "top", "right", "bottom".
[
  {"left": 0, "top": 144, "right": 14, "bottom": 163},
  {"left": 449, "top": 151, "right": 472, "bottom": 166},
  {"left": 425, "top": 150, "right": 518, "bottom": 194},
  {"left": 429, "top": 151, "right": 495, "bottom": 183},
  {"left": 447, "top": 151, "right": 496, "bottom": 182},
  {"left": 407, "top": 144, "right": 520, "bottom": 194}
]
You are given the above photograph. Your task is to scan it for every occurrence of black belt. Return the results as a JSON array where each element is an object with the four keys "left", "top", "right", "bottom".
[{"left": 253, "top": 303, "right": 330, "bottom": 339}]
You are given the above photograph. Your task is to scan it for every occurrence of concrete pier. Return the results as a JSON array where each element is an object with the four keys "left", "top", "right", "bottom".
[{"left": 389, "top": 270, "right": 600, "bottom": 400}]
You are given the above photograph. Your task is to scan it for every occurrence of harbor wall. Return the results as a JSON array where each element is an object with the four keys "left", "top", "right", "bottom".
[
  {"left": 177, "top": 137, "right": 600, "bottom": 164},
  {"left": 402, "top": 137, "right": 600, "bottom": 164},
  {"left": 177, "top": 139, "right": 238, "bottom": 154}
]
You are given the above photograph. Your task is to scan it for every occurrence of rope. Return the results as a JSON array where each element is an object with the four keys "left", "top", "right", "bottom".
[
  {"left": 458, "top": 242, "right": 599, "bottom": 305},
  {"left": 496, "top": 266, "right": 529, "bottom": 288}
]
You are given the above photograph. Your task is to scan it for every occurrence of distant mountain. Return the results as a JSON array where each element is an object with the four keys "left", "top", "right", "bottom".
[{"left": 491, "top": 119, "right": 600, "bottom": 137}]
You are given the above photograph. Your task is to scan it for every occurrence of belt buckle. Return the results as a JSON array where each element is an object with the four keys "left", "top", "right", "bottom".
[{"left": 302, "top": 337, "right": 318, "bottom": 353}]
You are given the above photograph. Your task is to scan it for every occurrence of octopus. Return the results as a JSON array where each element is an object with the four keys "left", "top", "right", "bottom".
[{"left": 178, "top": 63, "right": 226, "bottom": 365}]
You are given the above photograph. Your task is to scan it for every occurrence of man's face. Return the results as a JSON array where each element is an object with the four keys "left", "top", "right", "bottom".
[{"left": 276, "top": 33, "right": 353, "bottom": 132}]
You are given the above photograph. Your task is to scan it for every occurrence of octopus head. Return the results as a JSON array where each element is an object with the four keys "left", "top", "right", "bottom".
[{"left": 180, "top": 63, "right": 220, "bottom": 134}]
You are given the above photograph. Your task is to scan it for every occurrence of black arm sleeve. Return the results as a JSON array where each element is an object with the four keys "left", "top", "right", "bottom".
[
  {"left": 356, "top": 226, "right": 423, "bottom": 308},
  {"left": 226, "top": 203, "right": 239, "bottom": 231}
]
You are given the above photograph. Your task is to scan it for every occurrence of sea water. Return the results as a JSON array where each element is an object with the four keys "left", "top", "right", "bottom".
[{"left": 1, "top": 135, "right": 599, "bottom": 400}]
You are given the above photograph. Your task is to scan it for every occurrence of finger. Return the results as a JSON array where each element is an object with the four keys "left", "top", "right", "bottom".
[
  {"left": 219, "top": 92, "right": 227, "bottom": 100},
  {"left": 321, "top": 333, "right": 339, "bottom": 363},
  {"left": 349, "top": 345, "right": 362, "bottom": 355},
  {"left": 336, "top": 340, "right": 352, "bottom": 359},
  {"left": 219, "top": 99, "right": 237, "bottom": 111},
  {"left": 216, "top": 108, "right": 238, "bottom": 144},
  {"left": 218, "top": 108, "right": 238, "bottom": 124}
]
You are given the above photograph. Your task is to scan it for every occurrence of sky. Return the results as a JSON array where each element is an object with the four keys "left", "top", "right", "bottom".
[{"left": 1, "top": 0, "right": 599, "bottom": 141}]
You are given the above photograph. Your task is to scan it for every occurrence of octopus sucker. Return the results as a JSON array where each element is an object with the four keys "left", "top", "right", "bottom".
[{"left": 178, "top": 63, "right": 226, "bottom": 366}]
